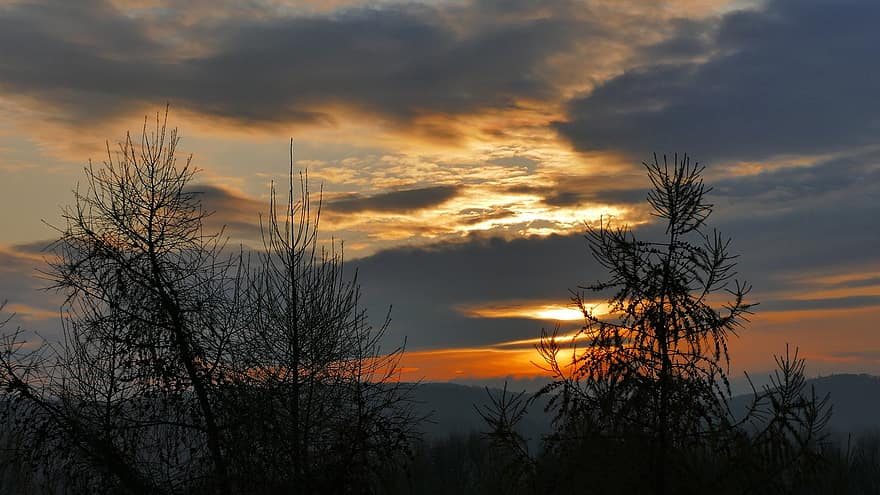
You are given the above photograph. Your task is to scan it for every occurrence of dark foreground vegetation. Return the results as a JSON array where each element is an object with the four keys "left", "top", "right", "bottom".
[
  {"left": 0, "top": 117, "right": 877, "bottom": 493},
  {"left": 376, "top": 425, "right": 880, "bottom": 495}
]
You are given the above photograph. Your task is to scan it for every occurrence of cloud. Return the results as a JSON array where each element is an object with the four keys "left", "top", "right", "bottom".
[
  {"left": 457, "top": 301, "right": 588, "bottom": 322},
  {"left": 555, "top": 0, "right": 880, "bottom": 161},
  {"left": 353, "top": 233, "right": 592, "bottom": 349},
  {"left": 0, "top": 242, "right": 63, "bottom": 337},
  {"left": 325, "top": 185, "right": 460, "bottom": 214},
  {"left": 0, "top": 243, "right": 47, "bottom": 297},
  {"left": 504, "top": 170, "right": 650, "bottom": 210},
  {"left": 0, "top": 0, "right": 176, "bottom": 123},
  {"left": 192, "top": 184, "right": 262, "bottom": 213},
  {"left": 185, "top": 183, "right": 264, "bottom": 240},
  {"left": 0, "top": 0, "right": 601, "bottom": 136},
  {"left": 0, "top": 0, "right": 726, "bottom": 146},
  {"left": 712, "top": 151, "right": 880, "bottom": 202},
  {"left": 707, "top": 153, "right": 880, "bottom": 292},
  {"left": 543, "top": 185, "right": 647, "bottom": 208},
  {"left": 761, "top": 295, "right": 880, "bottom": 313},
  {"left": 828, "top": 351, "right": 880, "bottom": 363}
]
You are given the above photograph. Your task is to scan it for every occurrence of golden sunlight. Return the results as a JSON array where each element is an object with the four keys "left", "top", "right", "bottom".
[
  {"left": 459, "top": 301, "right": 611, "bottom": 321},
  {"left": 532, "top": 306, "right": 585, "bottom": 321}
]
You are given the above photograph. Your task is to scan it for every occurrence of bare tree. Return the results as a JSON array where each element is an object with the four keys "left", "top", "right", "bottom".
[
  {"left": 0, "top": 114, "right": 237, "bottom": 493},
  {"left": 225, "top": 143, "right": 417, "bottom": 493},
  {"left": 0, "top": 115, "right": 415, "bottom": 494}
]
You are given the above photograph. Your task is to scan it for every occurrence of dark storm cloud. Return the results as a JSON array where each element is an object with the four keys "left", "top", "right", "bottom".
[
  {"left": 0, "top": 0, "right": 590, "bottom": 127},
  {"left": 189, "top": 2, "right": 582, "bottom": 125},
  {"left": 326, "top": 185, "right": 460, "bottom": 214},
  {"left": 556, "top": 0, "right": 880, "bottom": 161},
  {"left": 716, "top": 202, "right": 879, "bottom": 292}
]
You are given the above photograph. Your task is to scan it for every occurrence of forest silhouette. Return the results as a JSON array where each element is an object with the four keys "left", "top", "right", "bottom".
[{"left": 0, "top": 115, "right": 878, "bottom": 494}]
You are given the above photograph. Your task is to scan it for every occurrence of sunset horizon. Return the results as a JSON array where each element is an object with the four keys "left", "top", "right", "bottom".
[{"left": 1, "top": 0, "right": 878, "bottom": 388}]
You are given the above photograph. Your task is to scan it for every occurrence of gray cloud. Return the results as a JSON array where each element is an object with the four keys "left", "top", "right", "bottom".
[
  {"left": 712, "top": 151, "right": 880, "bottom": 202},
  {"left": 0, "top": 246, "right": 46, "bottom": 301},
  {"left": 707, "top": 151, "right": 880, "bottom": 285},
  {"left": 542, "top": 187, "right": 647, "bottom": 208},
  {"left": 326, "top": 185, "right": 460, "bottom": 214},
  {"left": 761, "top": 295, "right": 880, "bottom": 313},
  {"left": 642, "top": 26, "right": 713, "bottom": 61},
  {"left": 556, "top": 0, "right": 880, "bottom": 161},
  {"left": 184, "top": 184, "right": 264, "bottom": 239},
  {"left": 0, "top": 0, "right": 177, "bottom": 122},
  {"left": 0, "top": 242, "right": 63, "bottom": 338},
  {"left": 0, "top": 0, "right": 593, "bottom": 130},
  {"left": 506, "top": 173, "right": 648, "bottom": 208},
  {"left": 354, "top": 233, "right": 592, "bottom": 348},
  {"left": 191, "top": 184, "right": 262, "bottom": 212}
]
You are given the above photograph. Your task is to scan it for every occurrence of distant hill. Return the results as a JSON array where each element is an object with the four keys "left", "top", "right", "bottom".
[
  {"left": 728, "top": 373, "right": 880, "bottom": 436},
  {"left": 411, "top": 374, "right": 880, "bottom": 443},
  {"left": 409, "top": 382, "right": 551, "bottom": 445},
  {"left": 794, "top": 373, "right": 880, "bottom": 434}
]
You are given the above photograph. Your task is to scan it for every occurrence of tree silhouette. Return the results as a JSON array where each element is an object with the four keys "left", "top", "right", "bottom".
[
  {"left": 536, "top": 154, "right": 753, "bottom": 494},
  {"left": 0, "top": 113, "right": 415, "bottom": 494},
  {"left": 0, "top": 115, "right": 236, "bottom": 493},
  {"left": 225, "top": 144, "right": 417, "bottom": 492}
]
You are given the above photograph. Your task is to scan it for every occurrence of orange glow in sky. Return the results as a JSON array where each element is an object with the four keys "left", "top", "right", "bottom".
[{"left": 397, "top": 347, "right": 550, "bottom": 381}]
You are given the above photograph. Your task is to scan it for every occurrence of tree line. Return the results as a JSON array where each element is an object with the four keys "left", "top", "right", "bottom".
[{"left": 0, "top": 119, "right": 871, "bottom": 493}]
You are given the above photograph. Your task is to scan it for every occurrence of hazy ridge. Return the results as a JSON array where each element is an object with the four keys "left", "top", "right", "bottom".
[{"left": 413, "top": 374, "right": 880, "bottom": 442}]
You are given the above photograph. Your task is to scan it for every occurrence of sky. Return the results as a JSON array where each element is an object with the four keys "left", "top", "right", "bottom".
[{"left": 0, "top": 0, "right": 878, "bottom": 387}]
